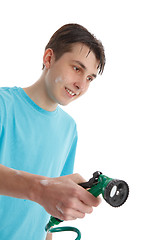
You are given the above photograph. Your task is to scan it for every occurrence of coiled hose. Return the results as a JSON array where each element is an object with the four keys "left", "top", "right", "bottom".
[{"left": 48, "top": 226, "right": 81, "bottom": 240}]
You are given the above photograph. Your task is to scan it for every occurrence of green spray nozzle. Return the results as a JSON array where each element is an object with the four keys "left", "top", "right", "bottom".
[
  {"left": 45, "top": 171, "right": 129, "bottom": 238},
  {"left": 80, "top": 171, "right": 129, "bottom": 207}
]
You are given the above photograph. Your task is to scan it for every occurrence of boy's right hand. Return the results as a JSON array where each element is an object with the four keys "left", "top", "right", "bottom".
[{"left": 35, "top": 173, "right": 101, "bottom": 221}]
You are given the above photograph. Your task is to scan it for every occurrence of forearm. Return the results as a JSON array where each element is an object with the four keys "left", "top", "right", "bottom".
[
  {"left": 0, "top": 164, "right": 101, "bottom": 220},
  {"left": 0, "top": 164, "right": 48, "bottom": 202}
]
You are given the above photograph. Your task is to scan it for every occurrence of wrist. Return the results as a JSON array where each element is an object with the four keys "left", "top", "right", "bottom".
[{"left": 29, "top": 175, "right": 50, "bottom": 205}]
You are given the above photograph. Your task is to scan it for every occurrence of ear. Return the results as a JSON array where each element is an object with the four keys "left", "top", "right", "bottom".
[{"left": 43, "top": 48, "right": 55, "bottom": 69}]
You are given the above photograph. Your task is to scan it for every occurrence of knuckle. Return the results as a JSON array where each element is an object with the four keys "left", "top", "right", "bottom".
[
  {"left": 73, "top": 173, "right": 85, "bottom": 184},
  {"left": 63, "top": 215, "right": 70, "bottom": 221},
  {"left": 73, "top": 173, "right": 80, "bottom": 178},
  {"left": 75, "top": 173, "right": 81, "bottom": 178},
  {"left": 70, "top": 187, "right": 79, "bottom": 198},
  {"left": 65, "top": 198, "right": 74, "bottom": 208},
  {"left": 63, "top": 207, "right": 70, "bottom": 216},
  {"left": 59, "top": 214, "right": 65, "bottom": 221}
]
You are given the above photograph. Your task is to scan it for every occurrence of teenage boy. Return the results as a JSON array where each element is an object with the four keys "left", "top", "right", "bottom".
[{"left": 0, "top": 23, "right": 105, "bottom": 240}]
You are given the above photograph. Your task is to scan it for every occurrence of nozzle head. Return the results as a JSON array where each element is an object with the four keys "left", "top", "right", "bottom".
[{"left": 103, "top": 179, "right": 129, "bottom": 207}]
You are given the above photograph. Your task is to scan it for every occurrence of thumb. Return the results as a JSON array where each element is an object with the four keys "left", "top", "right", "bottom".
[{"left": 67, "top": 173, "right": 86, "bottom": 184}]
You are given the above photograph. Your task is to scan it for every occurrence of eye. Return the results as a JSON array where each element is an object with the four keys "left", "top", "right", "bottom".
[
  {"left": 87, "top": 76, "right": 93, "bottom": 82},
  {"left": 73, "top": 66, "right": 80, "bottom": 72}
]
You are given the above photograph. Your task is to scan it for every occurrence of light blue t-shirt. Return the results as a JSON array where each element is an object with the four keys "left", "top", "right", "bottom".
[{"left": 0, "top": 87, "right": 78, "bottom": 240}]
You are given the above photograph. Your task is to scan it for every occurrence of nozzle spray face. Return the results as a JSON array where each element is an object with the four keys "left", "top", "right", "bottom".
[
  {"left": 103, "top": 179, "right": 129, "bottom": 207},
  {"left": 79, "top": 172, "right": 129, "bottom": 207}
]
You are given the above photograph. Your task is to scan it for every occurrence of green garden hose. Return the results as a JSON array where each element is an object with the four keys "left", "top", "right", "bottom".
[{"left": 48, "top": 226, "right": 81, "bottom": 240}]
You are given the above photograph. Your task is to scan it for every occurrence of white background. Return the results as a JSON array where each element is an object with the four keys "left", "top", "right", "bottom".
[{"left": 0, "top": 0, "right": 160, "bottom": 239}]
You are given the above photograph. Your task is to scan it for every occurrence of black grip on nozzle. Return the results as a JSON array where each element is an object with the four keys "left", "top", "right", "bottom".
[
  {"left": 79, "top": 171, "right": 102, "bottom": 189},
  {"left": 103, "top": 179, "right": 129, "bottom": 207}
]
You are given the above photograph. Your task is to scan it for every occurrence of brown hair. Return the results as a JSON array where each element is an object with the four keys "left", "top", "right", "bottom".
[{"left": 43, "top": 23, "right": 105, "bottom": 74}]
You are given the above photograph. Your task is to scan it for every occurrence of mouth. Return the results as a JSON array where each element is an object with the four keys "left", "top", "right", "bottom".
[{"left": 65, "top": 87, "right": 78, "bottom": 97}]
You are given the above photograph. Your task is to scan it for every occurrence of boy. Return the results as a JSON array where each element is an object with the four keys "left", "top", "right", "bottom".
[{"left": 0, "top": 23, "right": 105, "bottom": 240}]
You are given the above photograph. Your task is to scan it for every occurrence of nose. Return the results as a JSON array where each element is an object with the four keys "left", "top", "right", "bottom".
[{"left": 74, "top": 78, "right": 86, "bottom": 91}]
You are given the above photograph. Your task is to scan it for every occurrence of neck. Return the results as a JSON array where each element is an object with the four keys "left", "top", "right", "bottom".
[{"left": 23, "top": 75, "right": 58, "bottom": 112}]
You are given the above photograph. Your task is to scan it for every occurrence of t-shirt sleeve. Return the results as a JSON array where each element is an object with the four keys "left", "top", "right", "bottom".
[{"left": 60, "top": 127, "right": 78, "bottom": 176}]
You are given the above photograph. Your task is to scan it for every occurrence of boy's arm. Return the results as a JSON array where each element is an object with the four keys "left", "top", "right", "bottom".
[
  {"left": 0, "top": 164, "right": 101, "bottom": 221},
  {"left": 45, "top": 232, "right": 52, "bottom": 240},
  {"left": 0, "top": 164, "right": 47, "bottom": 201}
]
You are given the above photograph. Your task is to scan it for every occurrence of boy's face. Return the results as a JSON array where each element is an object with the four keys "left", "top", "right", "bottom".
[{"left": 43, "top": 43, "right": 99, "bottom": 106}]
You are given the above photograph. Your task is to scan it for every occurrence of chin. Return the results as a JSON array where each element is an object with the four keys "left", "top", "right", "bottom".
[
  {"left": 58, "top": 100, "right": 71, "bottom": 106},
  {"left": 58, "top": 96, "right": 78, "bottom": 106}
]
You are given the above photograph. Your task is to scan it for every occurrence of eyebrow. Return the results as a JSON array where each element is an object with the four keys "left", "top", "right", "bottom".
[{"left": 73, "top": 60, "right": 97, "bottom": 78}]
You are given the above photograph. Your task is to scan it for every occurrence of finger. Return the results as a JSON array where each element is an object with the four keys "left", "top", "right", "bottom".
[
  {"left": 78, "top": 186, "right": 100, "bottom": 207},
  {"left": 63, "top": 209, "right": 85, "bottom": 220},
  {"left": 63, "top": 215, "right": 77, "bottom": 221},
  {"left": 97, "top": 196, "right": 102, "bottom": 204},
  {"left": 56, "top": 208, "right": 77, "bottom": 221},
  {"left": 71, "top": 198, "right": 93, "bottom": 214},
  {"left": 60, "top": 214, "right": 77, "bottom": 221}
]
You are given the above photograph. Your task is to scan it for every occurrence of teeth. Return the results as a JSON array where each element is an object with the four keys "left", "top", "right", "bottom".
[{"left": 65, "top": 88, "right": 75, "bottom": 96}]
